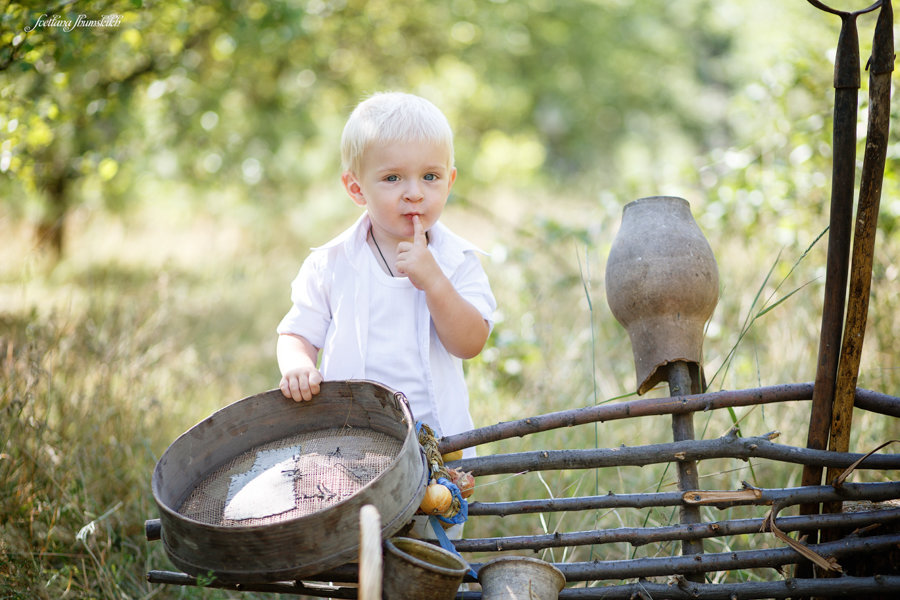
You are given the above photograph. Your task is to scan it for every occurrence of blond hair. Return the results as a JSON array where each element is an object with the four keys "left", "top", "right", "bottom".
[{"left": 340, "top": 92, "right": 454, "bottom": 175}]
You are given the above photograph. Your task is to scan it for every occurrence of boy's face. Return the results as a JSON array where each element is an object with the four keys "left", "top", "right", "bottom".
[{"left": 342, "top": 139, "right": 456, "bottom": 246}]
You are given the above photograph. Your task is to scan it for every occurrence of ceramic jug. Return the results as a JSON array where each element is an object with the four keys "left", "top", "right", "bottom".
[{"left": 605, "top": 196, "right": 719, "bottom": 394}]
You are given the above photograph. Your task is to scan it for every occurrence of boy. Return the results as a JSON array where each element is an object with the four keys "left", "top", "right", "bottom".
[{"left": 276, "top": 92, "right": 496, "bottom": 458}]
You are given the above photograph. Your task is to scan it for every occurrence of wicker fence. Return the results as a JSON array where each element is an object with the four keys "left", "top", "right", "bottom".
[{"left": 146, "top": 381, "right": 900, "bottom": 599}]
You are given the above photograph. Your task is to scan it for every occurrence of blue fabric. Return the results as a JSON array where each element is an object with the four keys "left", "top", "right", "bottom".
[
  {"left": 434, "top": 477, "right": 467, "bottom": 525},
  {"left": 429, "top": 516, "right": 477, "bottom": 580}
]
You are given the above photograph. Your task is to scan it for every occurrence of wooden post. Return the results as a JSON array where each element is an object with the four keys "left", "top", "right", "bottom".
[
  {"left": 800, "top": 2, "right": 883, "bottom": 589},
  {"left": 668, "top": 362, "right": 705, "bottom": 581},
  {"left": 825, "top": 0, "right": 893, "bottom": 514},
  {"left": 800, "top": 2, "right": 862, "bottom": 507}
]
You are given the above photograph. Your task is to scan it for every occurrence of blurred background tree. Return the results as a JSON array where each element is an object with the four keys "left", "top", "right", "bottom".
[
  {"left": 6, "top": 0, "right": 889, "bottom": 257},
  {"left": 1, "top": 1, "right": 211, "bottom": 252}
]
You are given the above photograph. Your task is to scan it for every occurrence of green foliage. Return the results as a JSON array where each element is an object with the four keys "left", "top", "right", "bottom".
[
  {"left": 2, "top": 0, "right": 212, "bottom": 252},
  {"left": 9, "top": 0, "right": 896, "bottom": 255}
]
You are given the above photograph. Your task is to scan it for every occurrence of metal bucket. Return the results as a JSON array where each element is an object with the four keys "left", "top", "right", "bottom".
[
  {"left": 478, "top": 556, "right": 565, "bottom": 600},
  {"left": 382, "top": 537, "right": 468, "bottom": 599},
  {"left": 151, "top": 380, "right": 426, "bottom": 583}
]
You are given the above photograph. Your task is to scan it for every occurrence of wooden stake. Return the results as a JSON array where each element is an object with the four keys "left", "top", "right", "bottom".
[
  {"left": 826, "top": 0, "right": 894, "bottom": 511},
  {"left": 667, "top": 362, "right": 705, "bottom": 574},
  {"left": 801, "top": 3, "right": 863, "bottom": 509}
]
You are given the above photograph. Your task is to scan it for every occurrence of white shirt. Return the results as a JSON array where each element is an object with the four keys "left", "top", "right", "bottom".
[
  {"left": 277, "top": 213, "right": 496, "bottom": 453},
  {"left": 364, "top": 252, "right": 433, "bottom": 427}
]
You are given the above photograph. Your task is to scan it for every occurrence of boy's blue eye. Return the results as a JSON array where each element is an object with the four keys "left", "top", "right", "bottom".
[
  {"left": 386, "top": 174, "right": 399, "bottom": 182},
  {"left": 424, "top": 173, "right": 437, "bottom": 181}
]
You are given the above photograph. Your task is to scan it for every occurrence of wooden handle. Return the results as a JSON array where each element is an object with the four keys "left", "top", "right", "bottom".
[{"left": 358, "top": 504, "right": 382, "bottom": 600}]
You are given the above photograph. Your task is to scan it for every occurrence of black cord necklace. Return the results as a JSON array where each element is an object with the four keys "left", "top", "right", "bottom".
[{"left": 369, "top": 227, "right": 394, "bottom": 277}]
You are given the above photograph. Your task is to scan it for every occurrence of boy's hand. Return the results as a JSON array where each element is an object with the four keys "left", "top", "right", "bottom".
[
  {"left": 279, "top": 366, "right": 323, "bottom": 402},
  {"left": 396, "top": 215, "right": 442, "bottom": 291}
]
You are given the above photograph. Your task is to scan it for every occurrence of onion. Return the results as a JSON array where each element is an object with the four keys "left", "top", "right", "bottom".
[
  {"left": 450, "top": 468, "right": 475, "bottom": 499},
  {"left": 419, "top": 481, "right": 452, "bottom": 515}
]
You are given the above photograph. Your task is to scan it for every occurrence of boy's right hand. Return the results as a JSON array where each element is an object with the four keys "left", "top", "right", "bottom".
[{"left": 279, "top": 367, "right": 323, "bottom": 402}]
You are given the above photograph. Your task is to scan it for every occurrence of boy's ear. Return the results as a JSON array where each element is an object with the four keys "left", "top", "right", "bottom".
[{"left": 341, "top": 171, "right": 366, "bottom": 207}]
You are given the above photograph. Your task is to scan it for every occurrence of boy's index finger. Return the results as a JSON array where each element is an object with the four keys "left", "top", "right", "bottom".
[{"left": 413, "top": 215, "right": 427, "bottom": 246}]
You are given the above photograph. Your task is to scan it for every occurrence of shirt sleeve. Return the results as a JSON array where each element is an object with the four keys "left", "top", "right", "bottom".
[
  {"left": 275, "top": 251, "right": 332, "bottom": 348},
  {"left": 451, "top": 251, "right": 497, "bottom": 332}
]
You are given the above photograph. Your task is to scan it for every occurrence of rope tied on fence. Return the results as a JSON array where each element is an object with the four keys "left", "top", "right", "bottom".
[
  {"left": 417, "top": 422, "right": 452, "bottom": 482},
  {"left": 415, "top": 422, "right": 468, "bottom": 524}
]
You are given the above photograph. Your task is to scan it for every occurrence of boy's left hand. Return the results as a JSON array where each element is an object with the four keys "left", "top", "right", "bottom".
[{"left": 396, "top": 215, "right": 442, "bottom": 291}]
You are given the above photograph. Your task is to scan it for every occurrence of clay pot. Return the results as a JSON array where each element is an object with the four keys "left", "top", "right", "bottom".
[
  {"left": 605, "top": 196, "right": 719, "bottom": 395},
  {"left": 382, "top": 537, "right": 468, "bottom": 599}
]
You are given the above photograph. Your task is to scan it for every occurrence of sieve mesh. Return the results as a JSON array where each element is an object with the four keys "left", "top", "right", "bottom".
[{"left": 178, "top": 427, "right": 402, "bottom": 527}]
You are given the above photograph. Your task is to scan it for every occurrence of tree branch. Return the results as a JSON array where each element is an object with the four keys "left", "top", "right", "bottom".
[
  {"left": 454, "top": 507, "right": 900, "bottom": 552},
  {"left": 504, "top": 533, "right": 900, "bottom": 582},
  {"left": 440, "top": 384, "right": 900, "bottom": 454},
  {"left": 467, "top": 481, "right": 900, "bottom": 516},
  {"left": 455, "top": 430, "right": 900, "bottom": 476}
]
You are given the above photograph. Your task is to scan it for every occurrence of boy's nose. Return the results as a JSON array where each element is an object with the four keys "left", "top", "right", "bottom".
[{"left": 403, "top": 183, "right": 424, "bottom": 202}]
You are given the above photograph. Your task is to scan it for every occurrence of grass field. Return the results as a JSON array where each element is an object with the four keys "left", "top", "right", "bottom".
[{"left": 2, "top": 189, "right": 899, "bottom": 598}]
